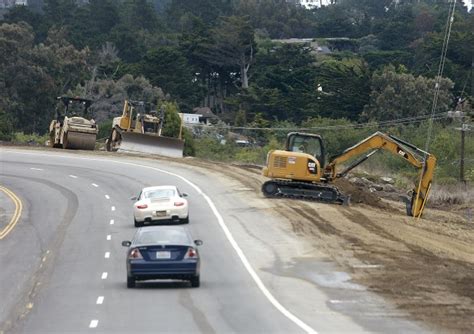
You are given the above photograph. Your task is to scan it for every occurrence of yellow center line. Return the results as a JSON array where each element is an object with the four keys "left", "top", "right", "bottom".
[{"left": 0, "top": 185, "right": 23, "bottom": 239}]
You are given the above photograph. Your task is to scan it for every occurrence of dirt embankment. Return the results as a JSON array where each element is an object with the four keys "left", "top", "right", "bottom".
[{"left": 185, "top": 158, "right": 474, "bottom": 334}]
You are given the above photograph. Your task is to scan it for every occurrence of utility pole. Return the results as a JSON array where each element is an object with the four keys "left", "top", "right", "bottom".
[
  {"left": 449, "top": 95, "right": 473, "bottom": 224},
  {"left": 459, "top": 123, "right": 467, "bottom": 183},
  {"left": 449, "top": 99, "right": 472, "bottom": 183}
]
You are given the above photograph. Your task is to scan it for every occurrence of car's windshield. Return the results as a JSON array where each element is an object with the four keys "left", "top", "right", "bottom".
[
  {"left": 143, "top": 189, "right": 175, "bottom": 199},
  {"left": 136, "top": 229, "right": 189, "bottom": 245}
]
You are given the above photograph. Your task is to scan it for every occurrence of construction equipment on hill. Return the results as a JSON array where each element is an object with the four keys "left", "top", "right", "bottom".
[
  {"left": 48, "top": 96, "right": 98, "bottom": 150},
  {"left": 262, "top": 131, "right": 436, "bottom": 218},
  {"left": 105, "top": 100, "right": 184, "bottom": 158}
]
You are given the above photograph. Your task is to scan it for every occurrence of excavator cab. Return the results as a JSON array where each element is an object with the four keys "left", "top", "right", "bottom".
[{"left": 286, "top": 132, "right": 325, "bottom": 167}]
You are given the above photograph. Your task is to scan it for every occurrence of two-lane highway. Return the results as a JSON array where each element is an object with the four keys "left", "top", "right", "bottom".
[{"left": 0, "top": 149, "right": 428, "bottom": 333}]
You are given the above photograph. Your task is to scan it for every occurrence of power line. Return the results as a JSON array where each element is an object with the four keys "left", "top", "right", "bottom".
[
  {"left": 186, "top": 112, "right": 449, "bottom": 132},
  {"left": 424, "top": 0, "right": 457, "bottom": 155}
]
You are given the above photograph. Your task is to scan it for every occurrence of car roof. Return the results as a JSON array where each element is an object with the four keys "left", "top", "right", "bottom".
[
  {"left": 142, "top": 185, "right": 177, "bottom": 192},
  {"left": 133, "top": 226, "right": 193, "bottom": 246}
]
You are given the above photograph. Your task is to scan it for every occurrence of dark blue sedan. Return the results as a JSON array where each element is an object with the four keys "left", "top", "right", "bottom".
[{"left": 122, "top": 226, "right": 202, "bottom": 288}]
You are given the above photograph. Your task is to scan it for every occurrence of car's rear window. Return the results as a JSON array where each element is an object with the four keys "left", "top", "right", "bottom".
[
  {"left": 136, "top": 229, "right": 190, "bottom": 245},
  {"left": 144, "top": 189, "right": 175, "bottom": 199}
]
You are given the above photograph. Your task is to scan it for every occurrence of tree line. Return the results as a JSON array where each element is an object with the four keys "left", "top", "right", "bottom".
[{"left": 0, "top": 0, "right": 472, "bottom": 143}]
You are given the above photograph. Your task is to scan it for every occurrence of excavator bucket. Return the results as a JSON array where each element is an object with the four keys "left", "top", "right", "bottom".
[{"left": 117, "top": 132, "right": 184, "bottom": 158}]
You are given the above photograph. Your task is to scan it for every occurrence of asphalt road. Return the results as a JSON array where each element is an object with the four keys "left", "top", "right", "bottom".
[{"left": 0, "top": 149, "right": 428, "bottom": 333}]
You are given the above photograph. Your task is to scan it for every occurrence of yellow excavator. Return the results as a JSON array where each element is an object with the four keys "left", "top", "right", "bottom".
[
  {"left": 106, "top": 100, "right": 184, "bottom": 158},
  {"left": 49, "top": 96, "right": 98, "bottom": 150},
  {"left": 262, "top": 131, "right": 436, "bottom": 217}
]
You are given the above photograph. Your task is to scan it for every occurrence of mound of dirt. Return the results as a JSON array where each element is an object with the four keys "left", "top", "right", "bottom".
[{"left": 333, "top": 178, "right": 393, "bottom": 211}]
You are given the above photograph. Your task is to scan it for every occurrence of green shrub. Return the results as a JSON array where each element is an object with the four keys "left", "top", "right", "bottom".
[
  {"left": 97, "top": 119, "right": 112, "bottom": 141},
  {"left": 12, "top": 132, "right": 49, "bottom": 145}
]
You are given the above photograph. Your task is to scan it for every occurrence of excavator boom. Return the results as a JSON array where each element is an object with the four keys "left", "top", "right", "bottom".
[{"left": 325, "top": 132, "right": 436, "bottom": 217}]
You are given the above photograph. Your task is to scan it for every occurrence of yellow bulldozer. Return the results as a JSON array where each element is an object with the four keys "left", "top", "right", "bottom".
[
  {"left": 262, "top": 131, "right": 436, "bottom": 217},
  {"left": 49, "top": 96, "right": 98, "bottom": 150},
  {"left": 106, "top": 100, "right": 184, "bottom": 158}
]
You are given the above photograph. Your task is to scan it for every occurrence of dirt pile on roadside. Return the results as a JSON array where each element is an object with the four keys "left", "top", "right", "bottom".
[{"left": 333, "top": 178, "right": 394, "bottom": 211}]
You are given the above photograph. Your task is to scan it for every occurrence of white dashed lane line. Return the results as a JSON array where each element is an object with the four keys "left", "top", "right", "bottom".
[
  {"left": 92, "top": 183, "right": 99, "bottom": 188},
  {"left": 89, "top": 320, "right": 98, "bottom": 328},
  {"left": 109, "top": 219, "right": 114, "bottom": 225},
  {"left": 111, "top": 206, "right": 115, "bottom": 211},
  {"left": 106, "top": 235, "right": 111, "bottom": 241},
  {"left": 96, "top": 296, "right": 104, "bottom": 305},
  {"left": 30, "top": 168, "right": 43, "bottom": 171},
  {"left": 104, "top": 252, "right": 110, "bottom": 259},
  {"left": 105, "top": 195, "right": 110, "bottom": 200},
  {"left": 69, "top": 175, "right": 78, "bottom": 179},
  {"left": 101, "top": 272, "right": 108, "bottom": 280}
]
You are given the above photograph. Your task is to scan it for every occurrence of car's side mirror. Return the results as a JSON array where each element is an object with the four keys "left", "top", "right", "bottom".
[
  {"left": 182, "top": 193, "right": 188, "bottom": 197},
  {"left": 122, "top": 240, "right": 132, "bottom": 247},
  {"left": 194, "top": 240, "right": 203, "bottom": 246},
  {"left": 130, "top": 196, "right": 137, "bottom": 201}
]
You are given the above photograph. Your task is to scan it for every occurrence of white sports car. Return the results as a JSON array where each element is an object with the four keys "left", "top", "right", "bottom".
[{"left": 132, "top": 185, "right": 189, "bottom": 227}]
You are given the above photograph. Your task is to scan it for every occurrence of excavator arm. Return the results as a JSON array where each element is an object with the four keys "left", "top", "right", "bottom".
[{"left": 324, "top": 132, "right": 436, "bottom": 218}]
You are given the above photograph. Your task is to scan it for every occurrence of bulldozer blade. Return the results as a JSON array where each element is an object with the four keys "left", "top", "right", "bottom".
[
  {"left": 117, "top": 132, "right": 184, "bottom": 158},
  {"left": 64, "top": 131, "right": 96, "bottom": 150}
]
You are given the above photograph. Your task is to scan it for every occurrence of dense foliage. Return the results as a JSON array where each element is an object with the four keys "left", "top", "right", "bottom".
[{"left": 0, "top": 0, "right": 472, "bottom": 179}]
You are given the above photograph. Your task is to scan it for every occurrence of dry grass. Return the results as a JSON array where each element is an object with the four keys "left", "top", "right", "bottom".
[{"left": 429, "top": 184, "right": 474, "bottom": 206}]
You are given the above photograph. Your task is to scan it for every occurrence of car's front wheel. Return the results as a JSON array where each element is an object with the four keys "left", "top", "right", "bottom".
[
  {"left": 190, "top": 275, "right": 200, "bottom": 288},
  {"left": 127, "top": 276, "right": 135, "bottom": 288}
]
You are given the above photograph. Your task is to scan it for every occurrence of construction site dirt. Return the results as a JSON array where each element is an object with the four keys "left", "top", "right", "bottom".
[{"left": 184, "top": 158, "right": 473, "bottom": 334}]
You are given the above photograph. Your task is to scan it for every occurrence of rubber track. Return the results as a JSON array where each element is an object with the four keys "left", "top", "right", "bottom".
[{"left": 262, "top": 180, "right": 348, "bottom": 205}]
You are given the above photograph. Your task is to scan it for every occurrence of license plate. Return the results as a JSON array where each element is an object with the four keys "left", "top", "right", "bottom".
[
  {"left": 155, "top": 210, "right": 166, "bottom": 217},
  {"left": 156, "top": 251, "right": 171, "bottom": 259}
]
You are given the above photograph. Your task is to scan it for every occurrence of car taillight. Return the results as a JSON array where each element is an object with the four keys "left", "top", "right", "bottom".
[
  {"left": 128, "top": 248, "right": 143, "bottom": 259},
  {"left": 136, "top": 204, "right": 148, "bottom": 209},
  {"left": 184, "top": 247, "right": 198, "bottom": 259},
  {"left": 174, "top": 201, "right": 185, "bottom": 207}
]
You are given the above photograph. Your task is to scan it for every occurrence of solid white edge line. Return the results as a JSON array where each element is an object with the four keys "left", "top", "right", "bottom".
[
  {"left": 104, "top": 252, "right": 110, "bottom": 259},
  {"left": 96, "top": 296, "right": 104, "bottom": 305},
  {"left": 109, "top": 219, "right": 114, "bottom": 225},
  {"left": 89, "top": 320, "right": 99, "bottom": 328},
  {"left": 5, "top": 150, "right": 317, "bottom": 334},
  {"left": 101, "top": 272, "right": 108, "bottom": 280},
  {"left": 106, "top": 235, "right": 111, "bottom": 240},
  {"left": 92, "top": 183, "right": 99, "bottom": 187}
]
